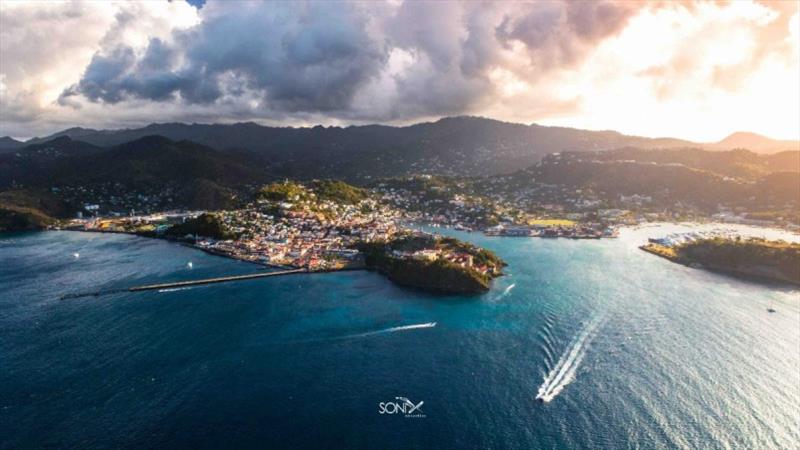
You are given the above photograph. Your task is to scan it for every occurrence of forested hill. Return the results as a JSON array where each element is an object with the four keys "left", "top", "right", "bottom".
[
  {"left": 8, "top": 117, "right": 698, "bottom": 178},
  {"left": 507, "top": 148, "right": 799, "bottom": 210},
  {"left": 0, "top": 135, "right": 266, "bottom": 190},
  {"left": 9, "top": 117, "right": 797, "bottom": 178}
]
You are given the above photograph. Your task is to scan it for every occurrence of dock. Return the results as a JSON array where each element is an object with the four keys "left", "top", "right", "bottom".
[{"left": 60, "top": 268, "right": 308, "bottom": 300}]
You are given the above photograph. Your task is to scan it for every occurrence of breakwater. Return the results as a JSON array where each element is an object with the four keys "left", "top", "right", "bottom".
[{"left": 60, "top": 268, "right": 308, "bottom": 300}]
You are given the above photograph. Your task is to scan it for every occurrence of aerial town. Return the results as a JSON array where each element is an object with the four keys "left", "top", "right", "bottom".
[
  {"left": 56, "top": 174, "right": 638, "bottom": 268},
  {"left": 62, "top": 181, "right": 397, "bottom": 270},
  {"left": 55, "top": 180, "right": 512, "bottom": 292},
  {"left": 56, "top": 170, "right": 800, "bottom": 272}
]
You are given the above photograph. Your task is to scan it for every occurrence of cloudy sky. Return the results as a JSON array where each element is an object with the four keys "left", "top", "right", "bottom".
[{"left": 1, "top": 0, "right": 798, "bottom": 141}]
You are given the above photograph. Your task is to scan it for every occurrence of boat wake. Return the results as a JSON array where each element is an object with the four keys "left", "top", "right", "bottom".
[
  {"left": 536, "top": 316, "right": 604, "bottom": 403},
  {"left": 345, "top": 322, "right": 437, "bottom": 339},
  {"left": 494, "top": 283, "right": 516, "bottom": 301},
  {"left": 157, "top": 287, "right": 195, "bottom": 293},
  {"left": 297, "top": 322, "right": 438, "bottom": 343}
]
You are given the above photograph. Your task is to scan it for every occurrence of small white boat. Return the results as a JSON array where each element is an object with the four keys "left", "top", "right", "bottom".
[
  {"left": 187, "top": 262, "right": 193, "bottom": 269},
  {"left": 72, "top": 253, "right": 80, "bottom": 259}
]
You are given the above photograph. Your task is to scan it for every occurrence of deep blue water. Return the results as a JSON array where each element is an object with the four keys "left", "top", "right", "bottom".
[{"left": 1, "top": 229, "right": 798, "bottom": 449}]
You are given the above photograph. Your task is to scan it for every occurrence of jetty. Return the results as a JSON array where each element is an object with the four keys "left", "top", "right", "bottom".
[{"left": 60, "top": 268, "right": 308, "bottom": 300}]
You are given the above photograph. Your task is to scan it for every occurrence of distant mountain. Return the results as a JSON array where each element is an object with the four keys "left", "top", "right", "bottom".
[
  {"left": 0, "top": 136, "right": 25, "bottom": 153},
  {"left": 0, "top": 135, "right": 270, "bottom": 211},
  {"left": 0, "top": 137, "right": 103, "bottom": 188},
  {"left": 3, "top": 135, "right": 264, "bottom": 183},
  {"left": 78, "top": 135, "right": 265, "bottom": 187},
  {"left": 23, "top": 117, "right": 702, "bottom": 178},
  {"left": 508, "top": 148, "right": 799, "bottom": 211},
  {"left": 709, "top": 132, "right": 799, "bottom": 153},
  {"left": 24, "top": 117, "right": 795, "bottom": 178},
  {"left": 585, "top": 147, "right": 799, "bottom": 180}
]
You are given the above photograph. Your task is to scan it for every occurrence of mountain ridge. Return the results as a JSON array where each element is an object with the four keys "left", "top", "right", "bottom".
[
  {"left": 710, "top": 131, "right": 799, "bottom": 153},
  {"left": 21, "top": 116, "right": 796, "bottom": 151}
]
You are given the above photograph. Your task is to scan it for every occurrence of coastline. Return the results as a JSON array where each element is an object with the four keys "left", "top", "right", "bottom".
[
  {"left": 188, "top": 244, "right": 295, "bottom": 270},
  {"left": 639, "top": 245, "right": 800, "bottom": 287},
  {"left": 44, "top": 228, "right": 297, "bottom": 270},
  {"left": 19, "top": 222, "right": 800, "bottom": 293},
  {"left": 640, "top": 242, "right": 800, "bottom": 287}
]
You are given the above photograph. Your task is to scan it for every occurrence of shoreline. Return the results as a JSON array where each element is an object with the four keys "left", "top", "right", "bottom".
[
  {"left": 188, "top": 244, "right": 295, "bottom": 270},
  {"left": 640, "top": 243, "right": 800, "bottom": 287},
  {"left": 45, "top": 228, "right": 300, "bottom": 271}
]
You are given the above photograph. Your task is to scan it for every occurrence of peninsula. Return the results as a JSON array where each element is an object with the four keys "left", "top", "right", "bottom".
[
  {"left": 357, "top": 232, "right": 505, "bottom": 294},
  {"left": 642, "top": 236, "right": 800, "bottom": 286}
]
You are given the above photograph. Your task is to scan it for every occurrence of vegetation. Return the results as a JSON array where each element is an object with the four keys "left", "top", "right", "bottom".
[
  {"left": 255, "top": 180, "right": 368, "bottom": 221},
  {"left": 643, "top": 237, "right": 800, "bottom": 285},
  {"left": 165, "top": 213, "right": 236, "bottom": 241},
  {"left": 257, "top": 181, "right": 308, "bottom": 202},
  {"left": 380, "top": 257, "right": 492, "bottom": 294},
  {"left": 0, "top": 189, "right": 70, "bottom": 232},
  {"left": 437, "top": 236, "right": 505, "bottom": 268},
  {"left": 592, "top": 147, "right": 799, "bottom": 181},
  {"left": 0, "top": 205, "right": 54, "bottom": 231},
  {"left": 356, "top": 233, "right": 505, "bottom": 294},
  {"left": 310, "top": 180, "right": 368, "bottom": 204},
  {"left": 15, "top": 116, "right": 712, "bottom": 179}
]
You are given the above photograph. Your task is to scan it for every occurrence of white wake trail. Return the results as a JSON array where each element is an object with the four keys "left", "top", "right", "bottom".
[
  {"left": 536, "top": 332, "right": 584, "bottom": 399},
  {"left": 352, "top": 322, "right": 437, "bottom": 338},
  {"left": 158, "top": 287, "right": 195, "bottom": 293},
  {"left": 492, "top": 283, "right": 516, "bottom": 302},
  {"left": 301, "top": 322, "right": 438, "bottom": 343},
  {"left": 536, "top": 317, "right": 604, "bottom": 403}
]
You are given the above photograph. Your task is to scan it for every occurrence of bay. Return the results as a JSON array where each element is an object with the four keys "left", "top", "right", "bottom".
[{"left": 1, "top": 226, "right": 798, "bottom": 449}]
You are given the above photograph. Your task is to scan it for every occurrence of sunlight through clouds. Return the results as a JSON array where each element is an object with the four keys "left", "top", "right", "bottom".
[{"left": 0, "top": 0, "right": 797, "bottom": 141}]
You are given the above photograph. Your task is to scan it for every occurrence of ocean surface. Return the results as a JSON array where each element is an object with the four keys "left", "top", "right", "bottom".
[{"left": 1, "top": 225, "right": 798, "bottom": 449}]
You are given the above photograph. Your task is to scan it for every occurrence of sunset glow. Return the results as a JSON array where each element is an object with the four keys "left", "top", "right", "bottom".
[{"left": 1, "top": 0, "right": 798, "bottom": 141}]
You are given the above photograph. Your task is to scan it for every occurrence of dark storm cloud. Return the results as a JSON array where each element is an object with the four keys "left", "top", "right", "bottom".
[
  {"left": 56, "top": 1, "right": 659, "bottom": 121},
  {"left": 61, "top": 1, "right": 387, "bottom": 113},
  {"left": 496, "top": 0, "right": 642, "bottom": 69}
]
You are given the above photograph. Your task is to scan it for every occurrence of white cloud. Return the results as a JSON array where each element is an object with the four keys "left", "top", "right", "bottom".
[
  {"left": 0, "top": 0, "right": 797, "bottom": 142},
  {"left": 0, "top": 0, "right": 198, "bottom": 137}
]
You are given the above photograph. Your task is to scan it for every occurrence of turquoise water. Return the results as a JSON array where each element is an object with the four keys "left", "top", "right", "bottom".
[{"left": 1, "top": 229, "right": 798, "bottom": 449}]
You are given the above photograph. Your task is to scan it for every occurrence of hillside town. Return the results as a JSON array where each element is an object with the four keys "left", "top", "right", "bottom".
[
  {"left": 52, "top": 169, "right": 798, "bottom": 271},
  {"left": 59, "top": 172, "right": 792, "bottom": 259},
  {"left": 63, "top": 182, "right": 395, "bottom": 270},
  {"left": 58, "top": 180, "right": 514, "bottom": 289}
]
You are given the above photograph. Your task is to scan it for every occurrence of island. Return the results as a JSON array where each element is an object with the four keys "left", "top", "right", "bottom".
[
  {"left": 356, "top": 232, "right": 505, "bottom": 294},
  {"left": 642, "top": 236, "right": 800, "bottom": 286}
]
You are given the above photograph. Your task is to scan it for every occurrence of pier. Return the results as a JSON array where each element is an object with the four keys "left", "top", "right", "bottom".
[{"left": 60, "top": 268, "right": 308, "bottom": 300}]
